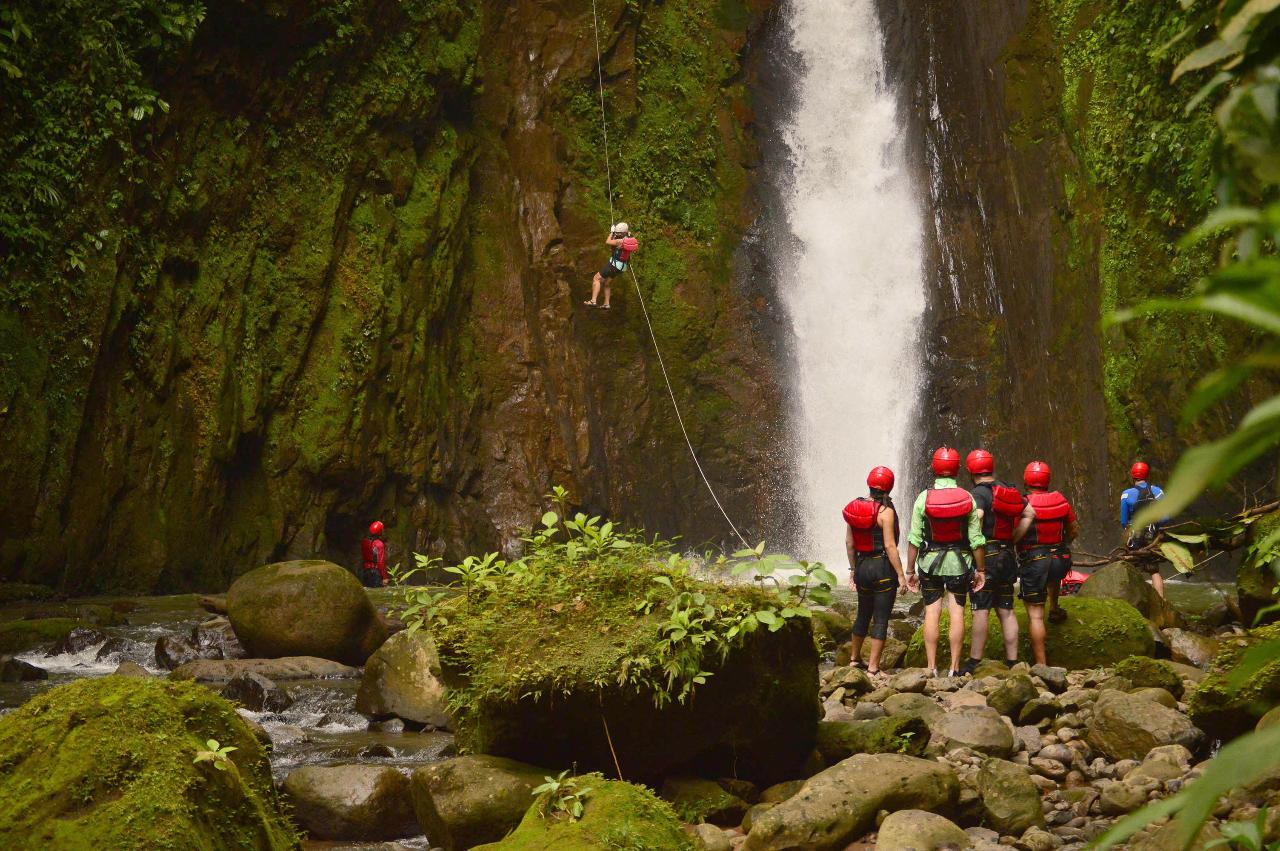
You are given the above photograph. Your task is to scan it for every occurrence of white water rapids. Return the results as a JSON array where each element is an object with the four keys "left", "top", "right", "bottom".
[{"left": 777, "top": 0, "right": 928, "bottom": 574}]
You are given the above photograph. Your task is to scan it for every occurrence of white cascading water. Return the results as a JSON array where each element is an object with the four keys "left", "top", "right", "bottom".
[{"left": 778, "top": 0, "right": 928, "bottom": 574}]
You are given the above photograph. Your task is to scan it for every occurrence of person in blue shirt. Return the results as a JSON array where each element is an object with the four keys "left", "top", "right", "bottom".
[{"left": 1120, "top": 461, "right": 1166, "bottom": 598}]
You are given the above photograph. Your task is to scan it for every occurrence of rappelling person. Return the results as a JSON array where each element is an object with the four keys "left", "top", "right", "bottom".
[
  {"left": 957, "top": 448, "right": 1035, "bottom": 674},
  {"left": 905, "top": 446, "right": 986, "bottom": 678},
  {"left": 584, "top": 222, "right": 638, "bottom": 310},
  {"left": 843, "top": 465, "right": 907, "bottom": 677},
  {"left": 360, "top": 521, "right": 388, "bottom": 588},
  {"left": 1018, "top": 461, "right": 1079, "bottom": 665},
  {"left": 1121, "top": 460, "right": 1167, "bottom": 598}
]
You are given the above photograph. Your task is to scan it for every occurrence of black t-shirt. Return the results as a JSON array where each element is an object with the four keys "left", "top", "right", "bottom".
[{"left": 971, "top": 482, "right": 995, "bottom": 540}]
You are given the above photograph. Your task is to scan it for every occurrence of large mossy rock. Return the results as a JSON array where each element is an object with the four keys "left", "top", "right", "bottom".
[
  {"left": 1080, "top": 562, "right": 1182, "bottom": 628},
  {"left": 1114, "top": 656, "right": 1185, "bottom": 698},
  {"left": 283, "top": 764, "right": 417, "bottom": 841},
  {"left": 929, "top": 705, "right": 1014, "bottom": 757},
  {"left": 227, "top": 560, "right": 388, "bottom": 665},
  {"left": 904, "top": 597, "right": 1154, "bottom": 670},
  {"left": 355, "top": 630, "right": 449, "bottom": 726},
  {"left": 1189, "top": 622, "right": 1280, "bottom": 740},
  {"left": 977, "top": 758, "right": 1045, "bottom": 834},
  {"left": 0, "top": 676, "right": 298, "bottom": 848},
  {"left": 471, "top": 779, "right": 693, "bottom": 850},
  {"left": 1239, "top": 510, "right": 1280, "bottom": 626},
  {"left": 0, "top": 617, "right": 85, "bottom": 653},
  {"left": 742, "top": 753, "right": 958, "bottom": 851},
  {"left": 814, "top": 716, "right": 930, "bottom": 763},
  {"left": 1087, "top": 690, "right": 1201, "bottom": 761},
  {"left": 410, "top": 755, "right": 548, "bottom": 851},
  {"left": 876, "top": 809, "right": 971, "bottom": 851},
  {"left": 170, "top": 656, "right": 360, "bottom": 683}
]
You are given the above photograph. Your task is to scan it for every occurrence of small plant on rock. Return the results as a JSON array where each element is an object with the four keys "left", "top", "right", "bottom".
[
  {"left": 533, "top": 770, "right": 594, "bottom": 820},
  {"left": 192, "top": 739, "right": 236, "bottom": 771}
]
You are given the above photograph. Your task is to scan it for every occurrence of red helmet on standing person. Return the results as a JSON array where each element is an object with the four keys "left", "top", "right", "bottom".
[
  {"left": 965, "top": 449, "right": 994, "bottom": 475},
  {"left": 1130, "top": 461, "right": 1150, "bottom": 480},
  {"left": 1023, "top": 461, "right": 1052, "bottom": 489},
  {"left": 369, "top": 520, "right": 384, "bottom": 536},
  {"left": 867, "top": 466, "right": 895, "bottom": 492},
  {"left": 931, "top": 446, "right": 961, "bottom": 477}
]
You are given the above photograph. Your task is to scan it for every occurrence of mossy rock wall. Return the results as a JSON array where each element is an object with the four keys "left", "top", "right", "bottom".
[
  {"left": 1189, "top": 622, "right": 1280, "bottom": 741},
  {"left": 0, "top": 676, "right": 298, "bottom": 849},
  {"left": 0, "top": 0, "right": 787, "bottom": 593},
  {"left": 902, "top": 597, "right": 1154, "bottom": 671}
]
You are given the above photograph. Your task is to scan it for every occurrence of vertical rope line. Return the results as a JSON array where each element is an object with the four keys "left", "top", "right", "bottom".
[{"left": 589, "top": 0, "right": 616, "bottom": 226}]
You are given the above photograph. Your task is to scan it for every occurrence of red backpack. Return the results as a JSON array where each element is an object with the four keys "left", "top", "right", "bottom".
[
  {"left": 619, "top": 236, "right": 638, "bottom": 262},
  {"left": 842, "top": 498, "right": 882, "bottom": 554},
  {"left": 924, "top": 488, "right": 972, "bottom": 545},
  {"left": 1025, "top": 491, "right": 1071, "bottom": 547},
  {"left": 989, "top": 484, "right": 1026, "bottom": 542}
]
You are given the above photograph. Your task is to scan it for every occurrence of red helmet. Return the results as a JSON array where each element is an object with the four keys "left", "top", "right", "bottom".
[
  {"left": 1130, "top": 461, "right": 1149, "bottom": 480},
  {"left": 867, "top": 466, "right": 895, "bottom": 492},
  {"left": 965, "top": 449, "right": 994, "bottom": 475},
  {"left": 1024, "top": 461, "right": 1052, "bottom": 489},
  {"left": 369, "top": 520, "right": 384, "bottom": 536},
  {"left": 931, "top": 446, "right": 961, "bottom": 477}
]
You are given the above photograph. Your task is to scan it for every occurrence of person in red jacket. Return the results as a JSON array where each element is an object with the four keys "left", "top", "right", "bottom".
[
  {"left": 361, "top": 521, "right": 388, "bottom": 588},
  {"left": 1017, "top": 462, "right": 1079, "bottom": 665},
  {"left": 842, "top": 465, "right": 907, "bottom": 675}
]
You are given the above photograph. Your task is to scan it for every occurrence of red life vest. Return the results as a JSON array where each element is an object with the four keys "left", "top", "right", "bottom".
[
  {"left": 842, "top": 498, "right": 883, "bottom": 554},
  {"left": 362, "top": 537, "right": 386, "bottom": 576},
  {"left": 1024, "top": 491, "right": 1071, "bottom": 548},
  {"left": 619, "top": 236, "right": 638, "bottom": 261},
  {"left": 990, "top": 484, "right": 1025, "bottom": 542},
  {"left": 924, "top": 487, "right": 972, "bottom": 546}
]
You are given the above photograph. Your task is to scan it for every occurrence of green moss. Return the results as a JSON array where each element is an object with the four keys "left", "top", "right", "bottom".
[
  {"left": 1189, "top": 622, "right": 1280, "bottom": 740},
  {"left": 0, "top": 583, "right": 56, "bottom": 604},
  {"left": 472, "top": 778, "right": 694, "bottom": 851},
  {"left": 0, "top": 617, "right": 84, "bottom": 653},
  {"left": 0, "top": 676, "right": 298, "bottom": 849},
  {"left": 814, "top": 716, "right": 930, "bottom": 763},
  {"left": 903, "top": 597, "right": 1154, "bottom": 671},
  {"left": 1113, "top": 655, "right": 1184, "bottom": 698}
]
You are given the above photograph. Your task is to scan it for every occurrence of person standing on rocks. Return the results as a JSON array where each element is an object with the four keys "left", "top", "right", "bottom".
[
  {"left": 905, "top": 446, "right": 987, "bottom": 678},
  {"left": 584, "top": 222, "right": 638, "bottom": 310},
  {"left": 959, "top": 449, "right": 1035, "bottom": 673},
  {"left": 1018, "top": 461, "right": 1079, "bottom": 665},
  {"left": 842, "top": 465, "right": 907, "bottom": 675},
  {"left": 360, "top": 521, "right": 388, "bottom": 588},
  {"left": 1121, "top": 460, "right": 1167, "bottom": 598}
]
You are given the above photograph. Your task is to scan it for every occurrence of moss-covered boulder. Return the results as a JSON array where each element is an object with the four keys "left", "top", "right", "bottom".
[
  {"left": 0, "top": 617, "right": 84, "bottom": 653},
  {"left": 1080, "top": 562, "right": 1182, "bottom": 628},
  {"left": 472, "top": 778, "right": 693, "bottom": 850},
  {"left": 1114, "top": 656, "right": 1185, "bottom": 698},
  {"left": 814, "top": 716, "right": 929, "bottom": 763},
  {"left": 876, "top": 809, "right": 971, "bottom": 851},
  {"left": 410, "top": 755, "right": 548, "bottom": 851},
  {"left": 659, "top": 777, "right": 748, "bottom": 826},
  {"left": 0, "top": 676, "right": 298, "bottom": 848},
  {"left": 1189, "top": 622, "right": 1280, "bottom": 740},
  {"left": 227, "top": 560, "right": 388, "bottom": 666},
  {"left": 355, "top": 630, "right": 449, "bottom": 727},
  {"left": 904, "top": 597, "right": 1154, "bottom": 671},
  {"left": 987, "top": 673, "right": 1038, "bottom": 718},
  {"left": 1087, "top": 690, "right": 1201, "bottom": 761},
  {"left": 1239, "top": 510, "right": 1280, "bottom": 627},
  {"left": 977, "top": 757, "right": 1044, "bottom": 834}
]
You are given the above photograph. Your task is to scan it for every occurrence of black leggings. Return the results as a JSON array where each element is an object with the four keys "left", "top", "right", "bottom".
[{"left": 852, "top": 555, "right": 898, "bottom": 641}]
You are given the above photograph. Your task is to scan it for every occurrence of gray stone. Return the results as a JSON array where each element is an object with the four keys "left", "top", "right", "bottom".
[
  {"left": 169, "top": 656, "right": 360, "bottom": 683},
  {"left": 155, "top": 633, "right": 206, "bottom": 670},
  {"left": 1016, "top": 826, "right": 1063, "bottom": 851},
  {"left": 283, "top": 764, "right": 418, "bottom": 840},
  {"left": 883, "top": 691, "right": 944, "bottom": 724},
  {"left": 977, "top": 757, "right": 1045, "bottom": 835},
  {"left": 1131, "top": 687, "right": 1178, "bottom": 709},
  {"left": 851, "top": 701, "right": 888, "bottom": 720},
  {"left": 1019, "top": 696, "right": 1062, "bottom": 726},
  {"left": 48, "top": 627, "right": 106, "bottom": 655},
  {"left": 355, "top": 631, "right": 449, "bottom": 727},
  {"left": 0, "top": 657, "right": 47, "bottom": 681},
  {"left": 989, "top": 674, "right": 1038, "bottom": 718},
  {"left": 409, "top": 755, "right": 547, "bottom": 851},
  {"left": 220, "top": 671, "right": 292, "bottom": 713},
  {"left": 876, "top": 809, "right": 971, "bottom": 850},
  {"left": 1161, "top": 629, "right": 1219, "bottom": 669},
  {"left": 690, "top": 822, "right": 733, "bottom": 851},
  {"left": 891, "top": 669, "right": 930, "bottom": 694},
  {"left": 1125, "top": 744, "right": 1192, "bottom": 784},
  {"left": 1098, "top": 781, "right": 1148, "bottom": 815},
  {"left": 1030, "top": 665, "right": 1068, "bottom": 693},
  {"left": 931, "top": 705, "right": 1015, "bottom": 757},
  {"left": 1086, "top": 690, "right": 1201, "bottom": 762}
]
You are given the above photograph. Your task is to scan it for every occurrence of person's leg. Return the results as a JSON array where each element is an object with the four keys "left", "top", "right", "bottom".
[
  {"left": 1151, "top": 569, "right": 1166, "bottom": 598},
  {"left": 602, "top": 279, "right": 612, "bottom": 308},
  {"left": 969, "top": 599, "right": 990, "bottom": 664},
  {"left": 1048, "top": 583, "right": 1065, "bottom": 623},
  {"left": 947, "top": 592, "right": 967, "bottom": 674},
  {"left": 1026, "top": 603, "right": 1047, "bottom": 665},
  {"left": 850, "top": 589, "right": 873, "bottom": 667},
  {"left": 588, "top": 273, "right": 602, "bottom": 304},
  {"left": 867, "top": 588, "right": 895, "bottom": 673},
  {"left": 923, "top": 599, "right": 943, "bottom": 673},
  {"left": 996, "top": 606, "right": 1020, "bottom": 663}
]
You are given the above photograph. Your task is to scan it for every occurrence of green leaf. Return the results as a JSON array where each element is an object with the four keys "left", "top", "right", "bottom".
[
  {"left": 1222, "top": 0, "right": 1280, "bottom": 43},
  {"left": 1160, "top": 541, "right": 1196, "bottom": 574},
  {"left": 541, "top": 511, "right": 558, "bottom": 527},
  {"left": 1173, "top": 36, "right": 1246, "bottom": 81},
  {"left": 812, "top": 568, "right": 838, "bottom": 586},
  {"left": 1181, "top": 204, "right": 1261, "bottom": 245},
  {"left": 755, "top": 610, "right": 780, "bottom": 626},
  {"left": 1165, "top": 532, "right": 1210, "bottom": 545}
]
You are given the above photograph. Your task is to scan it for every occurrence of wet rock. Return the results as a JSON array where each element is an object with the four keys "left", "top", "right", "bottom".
[
  {"left": 94, "top": 636, "right": 140, "bottom": 661},
  {"left": 1019, "top": 696, "right": 1062, "bottom": 725},
  {"left": 742, "top": 753, "right": 958, "bottom": 851},
  {"left": 1162, "top": 628, "right": 1219, "bottom": 669},
  {"left": 359, "top": 743, "right": 395, "bottom": 758},
  {"left": 197, "top": 594, "right": 228, "bottom": 615},
  {"left": 168, "top": 656, "right": 360, "bottom": 683},
  {"left": 977, "top": 757, "right": 1045, "bottom": 834},
  {"left": 689, "top": 822, "right": 733, "bottom": 851},
  {"left": 409, "top": 755, "right": 547, "bottom": 851},
  {"left": 226, "top": 560, "right": 388, "bottom": 666},
  {"left": 930, "top": 705, "right": 1015, "bottom": 757},
  {"left": 660, "top": 777, "right": 749, "bottom": 826},
  {"left": 1087, "top": 690, "right": 1201, "bottom": 761},
  {"left": 815, "top": 715, "right": 930, "bottom": 762},
  {"left": 154, "top": 634, "right": 205, "bottom": 670},
  {"left": 1030, "top": 665, "right": 1068, "bottom": 693},
  {"left": 876, "top": 809, "right": 971, "bottom": 850},
  {"left": 0, "top": 657, "right": 47, "bottom": 681},
  {"left": 989, "top": 674, "right": 1038, "bottom": 718},
  {"left": 192, "top": 616, "right": 245, "bottom": 659},
  {"left": 355, "top": 631, "right": 449, "bottom": 727},
  {"left": 47, "top": 626, "right": 106, "bottom": 655},
  {"left": 368, "top": 717, "right": 406, "bottom": 733},
  {"left": 851, "top": 701, "right": 887, "bottom": 720},
  {"left": 890, "top": 669, "right": 930, "bottom": 693},
  {"left": 1125, "top": 744, "right": 1192, "bottom": 783},
  {"left": 283, "top": 764, "right": 418, "bottom": 840},
  {"left": 1114, "top": 656, "right": 1185, "bottom": 698},
  {"left": 113, "top": 660, "right": 149, "bottom": 678},
  {"left": 1131, "top": 687, "right": 1178, "bottom": 709},
  {"left": 1098, "top": 780, "right": 1148, "bottom": 815},
  {"left": 883, "top": 691, "right": 944, "bottom": 724},
  {"left": 220, "top": 671, "right": 292, "bottom": 713}
]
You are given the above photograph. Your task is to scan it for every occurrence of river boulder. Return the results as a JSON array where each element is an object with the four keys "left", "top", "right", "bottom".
[
  {"left": 221, "top": 671, "right": 293, "bottom": 713},
  {"left": 977, "top": 757, "right": 1045, "bottom": 834},
  {"left": 1189, "top": 622, "right": 1280, "bottom": 740},
  {"left": 1162, "top": 628, "right": 1219, "bottom": 669},
  {"left": 155, "top": 633, "right": 206, "bottom": 670},
  {"left": 169, "top": 656, "right": 360, "bottom": 683},
  {"left": 355, "top": 630, "right": 449, "bottom": 727},
  {"left": 0, "top": 676, "right": 297, "bottom": 848},
  {"left": 471, "top": 778, "right": 691, "bottom": 850},
  {"left": 1114, "top": 656, "right": 1185, "bottom": 698},
  {"left": 283, "top": 764, "right": 418, "bottom": 840},
  {"left": 876, "top": 809, "right": 971, "bottom": 851},
  {"left": 929, "top": 705, "right": 1015, "bottom": 757},
  {"left": 1087, "top": 690, "right": 1201, "bottom": 761},
  {"left": 742, "top": 753, "right": 958, "bottom": 851},
  {"left": 1079, "top": 562, "right": 1182, "bottom": 628},
  {"left": 410, "top": 755, "right": 548, "bottom": 851},
  {"left": 0, "top": 656, "right": 47, "bottom": 682},
  {"left": 227, "top": 560, "right": 388, "bottom": 665},
  {"left": 659, "top": 777, "right": 749, "bottom": 826},
  {"left": 814, "top": 715, "right": 930, "bottom": 762},
  {"left": 0, "top": 617, "right": 85, "bottom": 654}
]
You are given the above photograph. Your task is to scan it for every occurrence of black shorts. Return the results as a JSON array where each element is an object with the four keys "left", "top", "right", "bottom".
[
  {"left": 360, "top": 568, "right": 383, "bottom": 588},
  {"left": 972, "top": 545, "right": 1016, "bottom": 611},
  {"left": 920, "top": 570, "right": 973, "bottom": 607},
  {"left": 599, "top": 262, "right": 624, "bottom": 279},
  {"left": 1018, "top": 547, "right": 1069, "bottom": 604},
  {"left": 853, "top": 554, "right": 899, "bottom": 595}
]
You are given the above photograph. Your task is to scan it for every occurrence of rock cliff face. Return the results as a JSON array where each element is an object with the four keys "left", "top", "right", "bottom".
[{"left": 0, "top": 0, "right": 786, "bottom": 592}]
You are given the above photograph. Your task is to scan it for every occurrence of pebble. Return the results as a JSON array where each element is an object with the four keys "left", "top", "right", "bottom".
[
  {"left": 1032, "top": 758, "right": 1069, "bottom": 779},
  {"left": 1057, "top": 728, "right": 1078, "bottom": 742}
]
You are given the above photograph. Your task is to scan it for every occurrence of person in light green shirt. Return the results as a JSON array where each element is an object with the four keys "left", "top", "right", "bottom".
[{"left": 905, "top": 447, "right": 986, "bottom": 677}]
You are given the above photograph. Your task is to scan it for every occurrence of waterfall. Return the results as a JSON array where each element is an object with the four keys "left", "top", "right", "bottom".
[{"left": 776, "top": 0, "right": 928, "bottom": 573}]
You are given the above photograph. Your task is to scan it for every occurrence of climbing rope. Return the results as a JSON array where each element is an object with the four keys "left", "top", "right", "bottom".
[{"left": 588, "top": 0, "right": 751, "bottom": 551}]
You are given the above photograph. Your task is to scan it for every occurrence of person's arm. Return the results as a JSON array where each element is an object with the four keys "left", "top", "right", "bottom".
[
  {"left": 606, "top": 234, "right": 624, "bottom": 246},
  {"left": 1012, "top": 503, "right": 1034, "bottom": 544},
  {"left": 906, "top": 543, "right": 919, "bottom": 591},
  {"left": 1066, "top": 505, "right": 1079, "bottom": 544},
  {"left": 845, "top": 526, "right": 856, "bottom": 587},
  {"left": 906, "top": 493, "right": 925, "bottom": 591},
  {"left": 967, "top": 501, "right": 986, "bottom": 590},
  {"left": 1120, "top": 490, "right": 1133, "bottom": 528},
  {"left": 881, "top": 508, "right": 905, "bottom": 582},
  {"left": 376, "top": 540, "right": 389, "bottom": 584}
]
